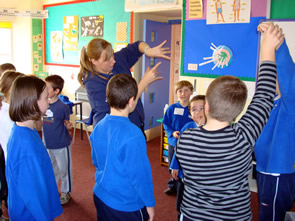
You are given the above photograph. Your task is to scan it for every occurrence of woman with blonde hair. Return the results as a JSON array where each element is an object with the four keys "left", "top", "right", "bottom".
[{"left": 78, "top": 38, "right": 170, "bottom": 134}]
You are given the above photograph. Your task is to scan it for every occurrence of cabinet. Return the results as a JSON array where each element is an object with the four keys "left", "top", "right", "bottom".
[{"left": 159, "top": 122, "right": 169, "bottom": 166}]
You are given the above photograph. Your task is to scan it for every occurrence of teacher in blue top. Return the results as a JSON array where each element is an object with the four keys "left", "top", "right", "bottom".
[{"left": 78, "top": 38, "right": 170, "bottom": 133}]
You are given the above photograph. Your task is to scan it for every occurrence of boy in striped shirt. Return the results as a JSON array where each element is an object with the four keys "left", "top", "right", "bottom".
[{"left": 176, "top": 23, "right": 284, "bottom": 221}]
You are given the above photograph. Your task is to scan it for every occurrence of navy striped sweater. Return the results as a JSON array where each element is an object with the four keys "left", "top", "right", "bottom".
[{"left": 176, "top": 61, "right": 277, "bottom": 221}]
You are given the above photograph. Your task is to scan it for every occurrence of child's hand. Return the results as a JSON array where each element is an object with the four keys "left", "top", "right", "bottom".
[
  {"left": 64, "top": 120, "right": 73, "bottom": 130},
  {"left": 261, "top": 22, "right": 284, "bottom": 62},
  {"left": 171, "top": 170, "right": 179, "bottom": 180},
  {"left": 146, "top": 207, "right": 155, "bottom": 221},
  {"left": 258, "top": 22, "right": 284, "bottom": 51},
  {"left": 172, "top": 131, "right": 180, "bottom": 139}
]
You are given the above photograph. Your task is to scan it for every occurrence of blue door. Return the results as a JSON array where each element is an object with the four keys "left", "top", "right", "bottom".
[{"left": 142, "top": 20, "right": 171, "bottom": 130}]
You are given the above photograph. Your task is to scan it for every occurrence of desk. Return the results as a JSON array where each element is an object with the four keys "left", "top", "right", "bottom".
[{"left": 72, "top": 100, "right": 83, "bottom": 140}]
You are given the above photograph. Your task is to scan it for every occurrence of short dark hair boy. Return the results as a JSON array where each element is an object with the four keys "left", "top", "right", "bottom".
[
  {"left": 45, "top": 75, "right": 64, "bottom": 95},
  {"left": 90, "top": 73, "right": 156, "bottom": 221}
]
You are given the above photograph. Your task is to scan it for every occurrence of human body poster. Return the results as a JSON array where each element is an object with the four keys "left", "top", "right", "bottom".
[{"left": 206, "top": 0, "right": 251, "bottom": 24}]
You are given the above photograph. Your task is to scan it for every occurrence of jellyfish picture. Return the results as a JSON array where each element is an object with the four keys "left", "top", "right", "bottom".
[{"left": 199, "top": 43, "right": 233, "bottom": 70}]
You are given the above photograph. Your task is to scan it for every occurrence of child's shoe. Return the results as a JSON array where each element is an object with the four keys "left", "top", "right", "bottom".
[{"left": 60, "top": 192, "right": 71, "bottom": 205}]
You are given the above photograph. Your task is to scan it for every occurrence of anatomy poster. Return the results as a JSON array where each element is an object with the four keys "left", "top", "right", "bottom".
[
  {"left": 63, "top": 15, "right": 79, "bottom": 51},
  {"left": 81, "top": 15, "right": 104, "bottom": 37},
  {"left": 206, "top": 0, "right": 251, "bottom": 24}
]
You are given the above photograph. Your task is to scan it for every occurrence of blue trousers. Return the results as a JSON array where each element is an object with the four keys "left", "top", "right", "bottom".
[
  {"left": 167, "top": 145, "right": 177, "bottom": 191},
  {"left": 257, "top": 171, "right": 295, "bottom": 221},
  {"left": 93, "top": 194, "right": 149, "bottom": 221}
]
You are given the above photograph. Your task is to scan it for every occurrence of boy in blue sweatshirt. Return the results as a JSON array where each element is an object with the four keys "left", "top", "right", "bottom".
[
  {"left": 255, "top": 22, "right": 295, "bottom": 221},
  {"left": 90, "top": 63, "right": 162, "bottom": 221},
  {"left": 162, "top": 80, "right": 193, "bottom": 195}
]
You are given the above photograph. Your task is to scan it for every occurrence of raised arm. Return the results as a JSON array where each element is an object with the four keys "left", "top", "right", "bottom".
[
  {"left": 238, "top": 23, "right": 283, "bottom": 145},
  {"left": 139, "top": 41, "right": 171, "bottom": 60}
]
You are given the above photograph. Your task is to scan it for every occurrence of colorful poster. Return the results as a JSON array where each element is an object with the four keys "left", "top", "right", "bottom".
[
  {"left": 81, "top": 15, "right": 104, "bottom": 37},
  {"left": 116, "top": 22, "right": 127, "bottom": 42},
  {"left": 50, "top": 31, "right": 63, "bottom": 62},
  {"left": 32, "top": 19, "right": 43, "bottom": 74},
  {"left": 206, "top": 0, "right": 251, "bottom": 24},
  {"left": 63, "top": 15, "right": 79, "bottom": 51},
  {"left": 187, "top": 0, "right": 203, "bottom": 19}
]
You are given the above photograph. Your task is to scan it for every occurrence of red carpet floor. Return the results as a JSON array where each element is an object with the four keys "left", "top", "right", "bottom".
[{"left": 3, "top": 130, "right": 294, "bottom": 220}]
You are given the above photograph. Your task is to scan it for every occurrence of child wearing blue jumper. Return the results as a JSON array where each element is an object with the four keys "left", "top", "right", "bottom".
[
  {"left": 254, "top": 22, "right": 295, "bottom": 221},
  {"left": 43, "top": 75, "right": 73, "bottom": 205},
  {"left": 6, "top": 75, "right": 62, "bottom": 220},
  {"left": 170, "top": 95, "right": 206, "bottom": 220},
  {"left": 162, "top": 80, "right": 193, "bottom": 195},
  {"left": 90, "top": 63, "right": 162, "bottom": 221}
]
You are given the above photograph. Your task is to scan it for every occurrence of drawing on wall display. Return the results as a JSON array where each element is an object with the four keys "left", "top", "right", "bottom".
[
  {"left": 199, "top": 43, "right": 233, "bottom": 70},
  {"left": 81, "top": 15, "right": 104, "bottom": 37},
  {"left": 50, "top": 31, "right": 63, "bottom": 62},
  {"left": 206, "top": 0, "right": 251, "bottom": 24},
  {"left": 63, "top": 15, "right": 79, "bottom": 51}
]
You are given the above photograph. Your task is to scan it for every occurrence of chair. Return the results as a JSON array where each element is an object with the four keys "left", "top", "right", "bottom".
[{"left": 73, "top": 109, "right": 94, "bottom": 144}]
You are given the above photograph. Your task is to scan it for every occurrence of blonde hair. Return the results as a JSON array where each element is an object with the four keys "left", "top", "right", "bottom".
[
  {"left": 78, "top": 38, "right": 113, "bottom": 86},
  {"left": 206, "top": 75, "right": 247, "bottom": 122},
  {"left": 175, "top": 80, "right": 193, "bottom": 93},
  {"left": 0, "top": 71, "right": 24, "bottom": 108}
]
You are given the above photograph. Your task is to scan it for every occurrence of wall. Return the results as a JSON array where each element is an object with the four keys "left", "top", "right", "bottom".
[{"left": 0, "top": 0, "right": 43, "bottom": 74}]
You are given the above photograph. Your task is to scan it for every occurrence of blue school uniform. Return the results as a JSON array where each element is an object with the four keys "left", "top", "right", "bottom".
[
  {"left": 83, "top": 41, "right": 145, "bottom": 128},
  {"left": 6, "top": 124, "right": 62, "bottom": 221}
]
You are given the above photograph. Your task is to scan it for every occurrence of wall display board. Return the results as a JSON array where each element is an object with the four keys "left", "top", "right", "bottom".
[
  {"left": 32, "top": 19, "right": 44, "bottom": 74},
  {"left": 44, "top": 0, "right": 132, "bottom": 67},
  {"left": 181, "top": 0, "right": 267, "bottom": 81}
]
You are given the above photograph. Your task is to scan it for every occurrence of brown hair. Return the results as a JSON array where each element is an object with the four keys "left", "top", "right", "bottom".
[
  {"left": 45, "top": 75, "right": 64, "bottom": 95},
  {"left": 106, "top": 74, "right": 138, "bottom": 110},
  {"left": 0, "top": 71, "right": 24, "bottom": 108},
  {"left": 78, "top": 38, "right": 113, "bottom": 86},
  {"left": 189, "top": 95, "right": 205, "bottom": 112},
  {"left": 9, "top": 75, "right": 46, "bottom": 122},
  {"left": 175, "top": 80, "right": 193, "bottom": 93},
  {"left": 206, "top": 75, "right": 247, "bottom": 122},
  {"left": 0, "top": 63, "right": 16, "bottom": 77}
]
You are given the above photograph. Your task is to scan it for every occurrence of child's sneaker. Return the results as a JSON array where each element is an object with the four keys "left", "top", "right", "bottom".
[{"left": 60, "top": 192, "right": 71, "bottom": 205}]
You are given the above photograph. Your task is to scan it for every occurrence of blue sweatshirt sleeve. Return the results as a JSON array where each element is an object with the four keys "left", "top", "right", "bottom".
[
  {"left": 16, "top": 156, "right": 62, "bottom": 220},
  {"left": 170, "top": 152, "right": 179, "bottom": 170},
  {"left": 114, "top": 41, "right": 143, "bottom": 71},
  {"left": 276, "top": 40, "right": 295, "bottom": 109},
  {"left": 119, "top": 135, "right": 155, "bottom": 207},
  {"left": 162, "top": 105, "right": 177, "bottom": 146}
]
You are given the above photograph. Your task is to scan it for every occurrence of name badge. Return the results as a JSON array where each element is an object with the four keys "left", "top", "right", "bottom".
[{"left": 174, "top": 108, "right": 184, "bottom": 115}]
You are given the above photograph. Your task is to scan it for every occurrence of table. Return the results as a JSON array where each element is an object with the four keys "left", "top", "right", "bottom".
[{"left": 72, "top": 100, "right": 83, "bottom": 140}]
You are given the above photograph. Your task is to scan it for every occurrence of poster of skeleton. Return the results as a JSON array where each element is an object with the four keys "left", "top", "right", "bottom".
[{"left": 81, "top": 15, "right": 104, "bottom": 37}]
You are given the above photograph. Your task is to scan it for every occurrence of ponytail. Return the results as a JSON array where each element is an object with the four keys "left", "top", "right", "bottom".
[{"left": 78, "top": 46, "right": 93, "bottom": 87}]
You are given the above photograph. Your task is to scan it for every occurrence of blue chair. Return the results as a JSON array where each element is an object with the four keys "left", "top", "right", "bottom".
[{"left": 73, "top": 109, "right": 94, "bottom": 144}]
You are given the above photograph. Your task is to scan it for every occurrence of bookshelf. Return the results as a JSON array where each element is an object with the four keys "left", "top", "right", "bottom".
[{"left": 157, "top": 119, "right": 168, "bottom": 166}]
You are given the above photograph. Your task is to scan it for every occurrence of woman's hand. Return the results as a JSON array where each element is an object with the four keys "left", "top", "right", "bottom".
[{"left": 145, "top": 40, "right": 171, "bottom": 60}]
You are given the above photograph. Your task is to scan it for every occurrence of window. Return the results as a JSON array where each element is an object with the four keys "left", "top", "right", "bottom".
[{"left": 0, "top": 22, "right": 12, "bottom": 64}]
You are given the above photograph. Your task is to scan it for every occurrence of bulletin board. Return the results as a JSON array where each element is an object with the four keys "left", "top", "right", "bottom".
[
  {"left": 43, "top": 0, "right": 132, "bottom": 67},
  {"left": 181, "top": 0, "right": 268, "bottom": 81}
]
